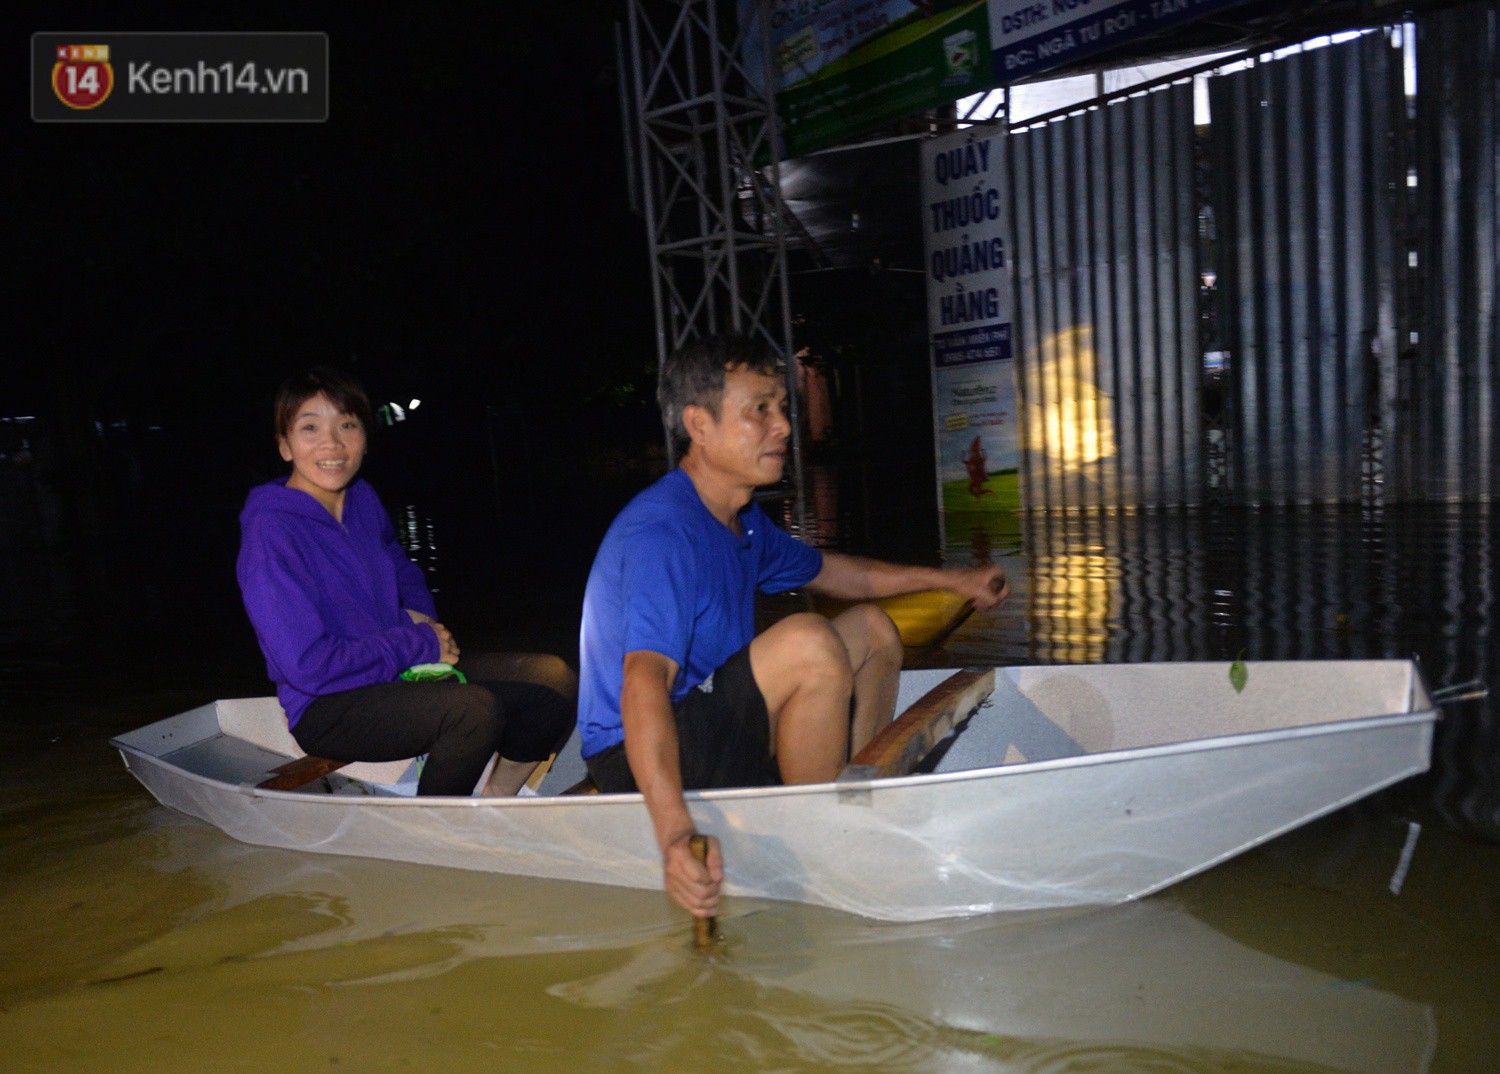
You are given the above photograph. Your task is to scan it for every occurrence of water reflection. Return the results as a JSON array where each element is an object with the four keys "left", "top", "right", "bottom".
[
  {"left": 395, "top": 503, "right": 442, "bottom": 594},
  {"left": 0, "top": 799, "right": 1451, "bottom": 1074}
]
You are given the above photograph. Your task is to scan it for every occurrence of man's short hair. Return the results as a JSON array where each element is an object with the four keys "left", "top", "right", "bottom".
[
  {"left": 657, "top": 333, "right": 781, "bottom": 454},
  {"left": 273, "top": 367, "right": 375, "bottom": 441}
]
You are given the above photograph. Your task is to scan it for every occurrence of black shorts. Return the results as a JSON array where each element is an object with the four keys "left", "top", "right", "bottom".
[{"left": 586, "top": 644, "right": 782, "bottom": 793}]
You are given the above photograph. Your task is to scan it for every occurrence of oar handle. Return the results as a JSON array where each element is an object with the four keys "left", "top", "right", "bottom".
[
  {"left": 689, "top": 834, "right": 717, "bottom": 949},
  {"left": 1432, "top": 680, "right": 1489, "bottom": 705}
]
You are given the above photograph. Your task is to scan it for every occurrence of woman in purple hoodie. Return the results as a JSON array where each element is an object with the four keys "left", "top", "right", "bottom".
[{"left": 236, "top": 367, "right": 574, "bottom": 796}]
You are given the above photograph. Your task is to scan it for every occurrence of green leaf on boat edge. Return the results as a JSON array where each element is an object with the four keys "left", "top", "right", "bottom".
[{"left": 1229, "top": 654, "right": 1248, "bottom": 694}]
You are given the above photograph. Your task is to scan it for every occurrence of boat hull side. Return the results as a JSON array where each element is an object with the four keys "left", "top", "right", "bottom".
[{"left": 116, "top": 709, "right": 1434, "bottom": 922}]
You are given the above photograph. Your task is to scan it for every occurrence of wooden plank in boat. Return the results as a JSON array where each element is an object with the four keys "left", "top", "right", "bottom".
[
  {"left": 843, "top": 667, "right": 996, "bottom": 780},
  {"left": 257, "top": 754, "right": 349, "bottom": 791}
]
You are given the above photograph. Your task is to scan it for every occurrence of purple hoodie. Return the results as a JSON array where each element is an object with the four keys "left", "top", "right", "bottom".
[{"left": 236, "top": 477, "right": 440, "bottom": 728}]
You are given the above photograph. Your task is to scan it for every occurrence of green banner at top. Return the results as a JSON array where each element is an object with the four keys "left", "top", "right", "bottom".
[
  {"left": 742, "top": 0, "right": 1248, "bottom": 158},
  {"left": 743, "top": 1, "right": 993, "bottom": 159}
]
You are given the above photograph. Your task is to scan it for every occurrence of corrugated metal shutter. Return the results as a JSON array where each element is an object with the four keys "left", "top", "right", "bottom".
[
  {"left": 1208, "top": 34, "right": 1405, "bottom": 505},
  {"left": 1407, "top": 2, "right": 1500, "bottom": 501},
  {"left": 1010, "top": 82, "right": 1201, "bottom": 510}
]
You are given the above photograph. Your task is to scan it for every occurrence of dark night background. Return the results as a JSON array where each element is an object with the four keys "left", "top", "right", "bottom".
[
  {"left": 5, "top": 0, "right": 952, "bottom": 712},
  {"left": 4, "top": 2, "right": 677, "bottom": 701}
]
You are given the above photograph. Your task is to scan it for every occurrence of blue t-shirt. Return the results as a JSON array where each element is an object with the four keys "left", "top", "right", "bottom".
[{"left": 577, "top": 468, "right": 823, "bottom": 758}]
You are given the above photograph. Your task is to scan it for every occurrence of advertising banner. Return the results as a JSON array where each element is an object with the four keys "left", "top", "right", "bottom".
[
  {"left": 988, "top": 0, "right": 1245, "bottom": 83},
  {"left": 920, "top": 127, "right": 1017, "bottom": 525},
  {"left": 741, "top": 1, "right": 993, "bottom": 158},
  {"left": 741, "top": 1, "right": 1246, "bottom": 156}
]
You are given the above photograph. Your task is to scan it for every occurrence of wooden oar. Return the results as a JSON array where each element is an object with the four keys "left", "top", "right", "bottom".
[
  {"left": 842, "top": 667, "right": 996, "bottom": 780},
  {"left": 688, "top": 834, "right": 717, "bottom": 949}
]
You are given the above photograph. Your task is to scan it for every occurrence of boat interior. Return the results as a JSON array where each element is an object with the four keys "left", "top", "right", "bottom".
[{"left": 111, "top": 660, "right": 1429, "bottom": 799}]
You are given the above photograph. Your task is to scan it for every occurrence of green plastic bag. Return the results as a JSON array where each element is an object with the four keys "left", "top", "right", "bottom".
[{"left": 399, "top": 662, "right": 467, "bottom": 684}]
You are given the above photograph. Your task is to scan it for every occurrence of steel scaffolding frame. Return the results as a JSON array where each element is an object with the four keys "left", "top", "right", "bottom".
[{"left": 623, "top": 0, "right": 805, "bottom": 526}]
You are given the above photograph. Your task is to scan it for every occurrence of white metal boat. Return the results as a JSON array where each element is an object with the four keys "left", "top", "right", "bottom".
[{"left": 111, "top": 659, "right": 1437, "bottom": 922}]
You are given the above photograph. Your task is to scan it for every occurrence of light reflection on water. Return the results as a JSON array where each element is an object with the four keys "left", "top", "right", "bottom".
[{"left": 395, "top": 503, "right": 443, "bottom": 595}]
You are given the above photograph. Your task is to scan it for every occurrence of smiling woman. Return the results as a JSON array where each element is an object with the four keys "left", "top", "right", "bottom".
[
  {"left": 274, "top": 374, "right": 371, "bottom": 521},
  {"left": 235, "top": 367, "right": 576, "bottom": 798}
]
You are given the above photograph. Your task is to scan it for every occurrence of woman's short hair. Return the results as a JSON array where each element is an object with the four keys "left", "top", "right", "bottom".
[
  {"left": 273, "top": 367, "right": 375, "bottom": 440},
  {"left": 657, "top": 333, "right": 780, "bottom": 454}
]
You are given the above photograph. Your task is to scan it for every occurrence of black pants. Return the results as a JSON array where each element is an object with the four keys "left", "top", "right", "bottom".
[
  {"left": 586, "top": 644, "right": 780, "bottom": 793},
  {"left": 293, "top": 652, "right": 576, "bottom": 796}
]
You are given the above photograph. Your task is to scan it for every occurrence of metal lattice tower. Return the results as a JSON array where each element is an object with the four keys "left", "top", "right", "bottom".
[{"left": 623, "top": 0, "right": 805, "bottom": 525}]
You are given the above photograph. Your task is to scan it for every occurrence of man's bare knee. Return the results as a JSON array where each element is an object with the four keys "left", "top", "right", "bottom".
[
  {"left": 757, "top": 614, "right": 859, "bottom": 783},
  {"left": 833, "top": 603, "right": 902, "bottom": 668},
  {"left": 761, "top": 612, "right": 849, "bottom": 667},
  {"left": 862, "top": 604, "right": 901, "bottom": 656},
  {"left": 752, "top": 613, "right": 854, "bottom": 708}
]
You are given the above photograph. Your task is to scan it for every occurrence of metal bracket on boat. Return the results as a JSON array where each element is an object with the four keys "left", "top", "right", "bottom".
[{"left": 836, "top": 766, "right": 877, "bottom": 805}]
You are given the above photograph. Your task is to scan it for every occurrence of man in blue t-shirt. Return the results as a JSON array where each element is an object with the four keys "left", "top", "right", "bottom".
[{"left": 578, "top": 334, "right": 1009, "bottom": 919}]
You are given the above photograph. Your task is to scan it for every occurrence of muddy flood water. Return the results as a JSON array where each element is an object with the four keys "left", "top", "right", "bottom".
[{"left": 1, "top": 462, "right": 1497, "bottom": 1073}]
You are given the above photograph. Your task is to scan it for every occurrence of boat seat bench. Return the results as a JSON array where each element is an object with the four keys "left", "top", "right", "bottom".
[{"left": 256, "top": 754, "right": 350, "bottom": 791}]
